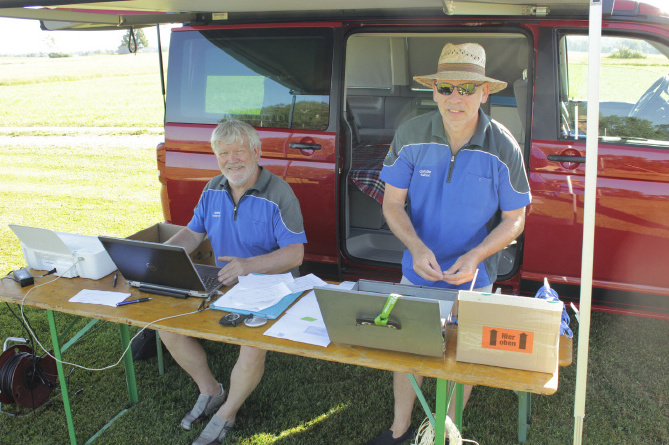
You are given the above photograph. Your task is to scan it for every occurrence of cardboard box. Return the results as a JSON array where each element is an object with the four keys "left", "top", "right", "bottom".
[
  {"left": 127, "top": 223, "right": 215, "bottom": 266},
  {"left": 456, "top": 291, "right": 563, "bottom": 373}
]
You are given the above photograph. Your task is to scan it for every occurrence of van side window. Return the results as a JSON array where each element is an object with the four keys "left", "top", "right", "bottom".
[
  {"left": 167, "top": 28, "right": 333, "bottom": 130},
  {"left": 559, "top": 35, "right": 669, "bottom": 145}
]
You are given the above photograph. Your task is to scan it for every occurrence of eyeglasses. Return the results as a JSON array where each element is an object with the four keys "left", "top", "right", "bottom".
[{"left": 435, "top": 82, "right": 485, "bottom": 96}]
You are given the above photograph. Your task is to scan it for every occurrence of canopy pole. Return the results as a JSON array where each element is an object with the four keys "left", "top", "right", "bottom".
[{"left": 573, "top": 1, "right": 602, "bottom": 444}]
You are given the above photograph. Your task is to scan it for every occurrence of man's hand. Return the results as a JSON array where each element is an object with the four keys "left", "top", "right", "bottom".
[
  {"left": 217, "top": 256, "right": 252, "bottom": 286},
  {"left": 410, "top": 244, "right": 444, "bottom": 282},
  {"left": 442, "top": 251, "right": 481, "bottom": 286},
  {"left": 215, "top": 244, "right": 304, "bottom": 286}
]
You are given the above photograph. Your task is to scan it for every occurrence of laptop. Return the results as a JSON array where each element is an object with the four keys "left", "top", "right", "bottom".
[
  {"left": 98, "top": 236, "right": 223, "bottom": 298},
  {"left": 315, "top": 280, "right": 457, "bottom": 357}
]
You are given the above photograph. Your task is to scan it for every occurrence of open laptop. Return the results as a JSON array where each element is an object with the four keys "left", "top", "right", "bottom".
[
  {"left": 98, "top": 236, "right": 223, "bottom": 298},
  {"left": 315, "top": 280, "right": 457, "bottom": 357}
]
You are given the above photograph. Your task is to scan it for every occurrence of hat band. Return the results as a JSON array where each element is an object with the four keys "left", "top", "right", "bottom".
[{"left": 437, "top": 63, "right": 486, "bottom": 76}]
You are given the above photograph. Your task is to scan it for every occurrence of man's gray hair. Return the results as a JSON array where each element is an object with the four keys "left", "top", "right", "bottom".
[{"left": 210, "top": 119, "right": 261, "bottom": 154}]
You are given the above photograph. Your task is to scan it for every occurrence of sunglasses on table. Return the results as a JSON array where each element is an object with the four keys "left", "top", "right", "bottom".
[{"left": 435, "top": 82, "right": 485, "bottom": 96}]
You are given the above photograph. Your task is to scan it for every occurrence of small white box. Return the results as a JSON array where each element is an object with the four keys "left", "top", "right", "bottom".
[{"left": 9, "top": 224, "right": 117, "bottom": 280}]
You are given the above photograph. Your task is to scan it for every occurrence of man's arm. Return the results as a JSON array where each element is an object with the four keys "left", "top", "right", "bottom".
[
  {"left": 217, "top": 243, "right": 304, "bottom": 286},
  {"left": 165, "top": 227, "right": 207, "bottom": 254},
  {"left": 382, "top": 183, "right": 443, "bottom": 282},
  {"left": 442, "top": 207, "right": 526, "bottom": 285}
]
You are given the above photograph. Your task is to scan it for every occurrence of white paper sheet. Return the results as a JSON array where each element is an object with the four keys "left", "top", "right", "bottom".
[
  {"left": 287, "top": 274, "right": 328, "bottom": 293},
  {"left": 212, "top": 282, "right": 292, "bottom": 312},
  {"left": 237, "top": 272, "right": 294, "bottom": 288},
  {"left": 69, "top": 289, "right": 131, "bottom": 307},
  {"left": 263, "top": 291, "right": 330, "bottom": 347}
]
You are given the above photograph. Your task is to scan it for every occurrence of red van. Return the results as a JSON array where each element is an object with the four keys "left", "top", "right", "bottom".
[
  {"left": 11, "top": 0, "right": 665, "bottom": 317},
  {"left": 156, "top": 1, "right": 669, "bottom": 318}
]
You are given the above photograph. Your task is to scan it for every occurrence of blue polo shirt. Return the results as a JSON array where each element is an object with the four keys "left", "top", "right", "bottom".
[
  {"left": 380, "top": 109, "right": 531, "bottom": 289},
  {"left": 188, "top": 167, "right": 307, "bottom": 266}
]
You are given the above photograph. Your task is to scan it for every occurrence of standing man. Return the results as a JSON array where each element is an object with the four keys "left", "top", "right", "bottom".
[
  {"left": 367, "top": 43, "right": 531, "bottom": 444},
  {"left": 160, "top": 119, "right": 307, "bottom": 445}
]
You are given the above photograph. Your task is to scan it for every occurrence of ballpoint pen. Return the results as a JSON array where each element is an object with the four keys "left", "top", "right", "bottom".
[
  {"left": 112, "top": 272, "right": 118, "bottom": 287},
  {"left": 117, "top": 298, "right": 151, "bottom": 306}
]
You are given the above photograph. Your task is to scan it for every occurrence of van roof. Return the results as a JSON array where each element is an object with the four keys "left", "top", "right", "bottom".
[{"left": 0, "top": 0, "right": 666, "bottom": 30}]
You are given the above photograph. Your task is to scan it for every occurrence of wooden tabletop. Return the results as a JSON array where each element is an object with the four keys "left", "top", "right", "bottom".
[{"left": 0, "top": 271, "right": 571, "bottom": 395}]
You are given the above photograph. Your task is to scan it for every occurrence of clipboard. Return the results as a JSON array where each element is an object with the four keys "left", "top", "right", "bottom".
[{"left": 209, "top": 291, "right": 304, "bottom": 319}]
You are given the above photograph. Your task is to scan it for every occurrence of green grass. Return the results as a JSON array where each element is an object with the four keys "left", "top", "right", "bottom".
[
  {"left": 566, "top": 53, "right": 669, "bottom": 103},
  {"left": 0, "top": 54, "right": 668, "bottom": 445},
  {"left": 0, "top": 53, "right": 162, "bottom": 86},
  {"left": 0, "top": 139, "right": 163, "bottom": 273},
  {"left": 0, "top": 53, "right": 164, "bottom": 127}
]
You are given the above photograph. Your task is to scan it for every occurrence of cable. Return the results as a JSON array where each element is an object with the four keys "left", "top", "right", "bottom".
[
  {"left": 415, "top": 415, "right": 480, "bottom": 445},
  {"left": 18, "top": 262, "right": 202, "bottom": 372},
  {"left": 4, "top": 302, "right": 35, "bottom": 352}
]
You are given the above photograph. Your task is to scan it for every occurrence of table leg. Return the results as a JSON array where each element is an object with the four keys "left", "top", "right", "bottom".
[
  {"left": 408, "top": 374, "right": 435, "bottom": 428},
  {"left": 118, "top": 324, "right": 138, "bottom": 404},
  {"left": 454, "top": 383, "right": 464, "bottom": 430},
  {"left": 47, "top": 310, "right": 77, "bottom": 445},
  {"left": 156, "top": 330, "right": 164, "bottom": 376},
  {"left": 517, "top": 391, "right": 531, "bottom": 443},
  {"left": 435, "top": 379, "right": 447, "bottom": 445}
]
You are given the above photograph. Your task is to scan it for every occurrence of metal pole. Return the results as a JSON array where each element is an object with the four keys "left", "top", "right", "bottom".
[{"left": 573, "top": 1, "right": 602, "bottom": 443}]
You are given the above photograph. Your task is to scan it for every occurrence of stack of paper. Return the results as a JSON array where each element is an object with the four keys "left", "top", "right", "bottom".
[{"left": 210, "top": 273, "right": 329, "bottom": 319}]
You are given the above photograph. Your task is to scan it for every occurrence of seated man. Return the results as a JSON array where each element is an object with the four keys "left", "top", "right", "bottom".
[{"left": 160, "top": 119, "right": 307, "bottom": 445}]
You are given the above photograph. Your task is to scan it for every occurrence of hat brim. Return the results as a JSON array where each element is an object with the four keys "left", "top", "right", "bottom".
[{"left": 413, "top": 72, "right": 507, "bottom": 94}]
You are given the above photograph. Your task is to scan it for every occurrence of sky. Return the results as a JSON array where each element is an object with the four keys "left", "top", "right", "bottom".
[
  {"left": 0, "top": 0, "right": 667, "bottom": 55},
  {"left": 0, "top": 17, "right": 175, "bottom": 55}
]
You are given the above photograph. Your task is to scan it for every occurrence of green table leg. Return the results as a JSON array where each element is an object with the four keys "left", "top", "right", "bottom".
[
  {"left": 517, "top": 391, "right": 531, "bottom": 443},
  {"left": 118, "top": 324, "right": 138, "bottom": 404},
  {"left": 47, "top": 310, "right": 77, "bottom": 445},
  {"left": 408, "top": 374, "right": 435, "bottom": 428},
  {"left": 435, "top": 379, "right": 447, "bottom": 445},
  {"left": 155, "top": 330, "right": 164, "bottom": 376},
  {"left": 454, "top": 383, "right": 464, "bottom": 430}
]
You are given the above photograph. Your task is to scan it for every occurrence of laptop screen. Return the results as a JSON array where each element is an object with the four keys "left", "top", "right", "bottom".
[{"left": 98, "top": 236, "right": 207, "bottom": 292}]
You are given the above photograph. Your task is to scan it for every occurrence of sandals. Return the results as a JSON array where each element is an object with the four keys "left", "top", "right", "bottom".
[{"left": 180, "top": 383, "right": 227, "bottom": 430}]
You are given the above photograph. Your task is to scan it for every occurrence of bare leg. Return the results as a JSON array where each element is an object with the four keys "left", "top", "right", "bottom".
[
  {"left": 390, "top": 373, "right": 473, "bottom": 435},
  {"left": 389, "top": 372, "right": 423, "bottom": 438},
  {"left": 160, "top": 331, "right": 220, "bottom": 396},
  {"left": 214, "top": 345, "right": 267, "bottom": 421},
  {"left": 447, "top": 384, "right": 473, "bottom": 421}
]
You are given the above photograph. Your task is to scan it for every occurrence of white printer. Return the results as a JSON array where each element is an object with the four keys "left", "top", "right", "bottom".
[{"left": 9, "top": 224, "right": 116, "bottom": 280}]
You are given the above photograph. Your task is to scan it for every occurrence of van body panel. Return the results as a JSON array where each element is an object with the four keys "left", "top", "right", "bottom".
[{"left": 155, "top": 5, "right": 669, "bottom": 318}]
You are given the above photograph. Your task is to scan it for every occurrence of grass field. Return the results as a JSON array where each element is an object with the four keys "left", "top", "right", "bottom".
[
  {"left": 0, "top": 54, "right": 668, "bottom": 444},
  {"left": 0, "top": 53, "right": 164, "bottom": 127}
]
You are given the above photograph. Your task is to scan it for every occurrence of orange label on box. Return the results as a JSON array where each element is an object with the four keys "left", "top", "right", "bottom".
[{"left": 482, "top": 326, "right": 534, "bottom": 354}]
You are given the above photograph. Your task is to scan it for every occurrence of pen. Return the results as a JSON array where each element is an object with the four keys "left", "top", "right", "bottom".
[
  {"left": 117, "top": 298, "right": 151, "bottom": 306},
  {"left": 112, "top": 272, "right": 118, "bottom": 288}
]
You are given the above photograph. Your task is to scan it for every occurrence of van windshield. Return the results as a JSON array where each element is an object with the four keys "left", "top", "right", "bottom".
[{"left": 167, "top": 28, "right": 333, "bottom": 130}]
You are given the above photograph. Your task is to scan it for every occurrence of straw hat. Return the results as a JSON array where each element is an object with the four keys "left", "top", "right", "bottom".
[{"left": 413, "top": 43, "right": 507, "bottom": 94}]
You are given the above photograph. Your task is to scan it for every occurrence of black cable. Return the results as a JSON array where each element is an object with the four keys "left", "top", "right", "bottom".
[
  {"left": 0, "top": 352, "right": 26, "bottom": 401},
  {"left": 127, "top": 27, "right": 137, "bottom": 54},
  {"left": 4, "top": 302, "right": 35, "bottom": 352}
]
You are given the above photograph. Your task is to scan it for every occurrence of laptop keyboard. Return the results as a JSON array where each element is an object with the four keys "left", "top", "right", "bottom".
[{"left": 195, "top": 265, "right": 221, "bottom": 291}]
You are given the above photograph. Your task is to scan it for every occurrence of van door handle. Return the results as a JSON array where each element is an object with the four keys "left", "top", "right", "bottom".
[
  {"left": 289, "top": 143, "right": 322, "bottom": 150},
  {"left": 547, "top": 155, "right": 586, "bottom": 163}
]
